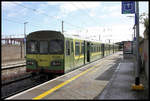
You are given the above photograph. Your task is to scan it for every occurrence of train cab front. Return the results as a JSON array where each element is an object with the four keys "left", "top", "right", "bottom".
[{"left": 26, "top": 31, "right": 65, "bottom": 75}]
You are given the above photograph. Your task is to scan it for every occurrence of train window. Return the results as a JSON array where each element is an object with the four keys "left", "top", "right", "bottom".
[
  {"left": 90, "top": 45, "right": 92, "bottom": 52},
  {"left": 27, "top": 41, "right": 38, "bottom": 53},
  {"left": 106, "top": 45, "right": 108, "bottom": 50},
  {"left": 49, "top": 40, "right": 64, "bottom": 54},
  {"left": 91, "top": 45, "right": 94, "bottom": 52},
  {"left": 40, "top": 41, "right": 48, "bottom": 54},
  {"left": 96, "top": 46, "right": 98, "bottom": 52},
  {"left": 75, "top": 42, "right": 80, "bottom": 56},
  {"left": 71, "top": 41, "right": 73, "bottom": 53},
  {"left": 94, "top": 45, "right": 96, "bottom": 52},
  {"left": 99, "top": 45, "right": 101, "bottom": 52},
  {"left": 81, "top": 42, "right": 84, "bottom": 54},
  {"left": 66, "top": 40, "right": 70, "bottom": 55}
]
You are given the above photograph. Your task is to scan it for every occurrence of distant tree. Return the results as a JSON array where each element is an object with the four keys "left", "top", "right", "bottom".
[
  {"left": 139, "top": 36, "right": 143, "bottom": 42},
  {"left": 139, "top": 12, "right": 149, "bottom": 39},
  {"left": 143, "top": 17, "right": 149, "bottom": 39}
]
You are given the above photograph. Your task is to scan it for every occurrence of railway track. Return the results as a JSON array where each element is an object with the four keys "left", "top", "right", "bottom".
[
  {"left": 2, "top": 62, "right": 26, "bottom": 70},
  {"left": 1, "top": 62, "right": 59, "bottom": 99},
  {"left": 2, "top": 73, "right": 31, "bottom": 86},
  {"left": 2, "top": 62, "right": 27, "bottom": 83},
  {"left": 2, "top": 72, "right": 57, "bottom": 99}
]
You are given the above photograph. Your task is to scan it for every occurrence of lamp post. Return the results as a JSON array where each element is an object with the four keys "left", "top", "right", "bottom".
[
  {"left": 135, "top": 1, "right": 140, "bottom": 85},
  {"left": 133, "top": 25, "right": 136, "bottom": 40},
  {"left": 131, "top": 1, "right": 144, "bottom": 90},
  {"left": 62, "top": 21, "right": 64, "bottom": 34},
  {"left": 24, "top": 22, "right": 28, "bottom": 58},
  {"left": 126, "top": 15, "right": 135, "bottom": 41}
]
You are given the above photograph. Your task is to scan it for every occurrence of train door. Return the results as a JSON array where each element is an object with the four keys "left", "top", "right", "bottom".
[
  {"left": 65, "top": 39, "right": 74, "bottom": 71},
  {"left": 113, "top": 44, "right": 114, "bottom": 53},
  {"left": 101, "top": 44, "right": 104, "bottom": 57},
  {"left": 87, "top": 42, "right": 90, "bottom": 62},
  {"left": 70, "top": 40, "right": 74, "bottom": 68},
  {"left": 65, "top": 40, "right": 71, "bottom": 71},
  {"left": 109, "top": 44, "right": 110, "bottom": 55},
  {"left": 84, "top": 41, "right": 86, "bottom": 64}
]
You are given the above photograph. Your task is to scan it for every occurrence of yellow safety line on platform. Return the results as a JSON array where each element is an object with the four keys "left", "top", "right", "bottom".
[{"left": 33, "top": 63, "right": 100, "bottom": 100}]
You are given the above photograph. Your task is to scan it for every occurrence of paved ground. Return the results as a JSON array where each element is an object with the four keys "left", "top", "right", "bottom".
[
  {"left": 95, "top": 54, "right": 149, "bottom": 100},
  {"left": 5, "top": 52, "right": 149, "bottom": 100},
  {"left": 7, "top": 52, "right": 122, "bottom": 99}
]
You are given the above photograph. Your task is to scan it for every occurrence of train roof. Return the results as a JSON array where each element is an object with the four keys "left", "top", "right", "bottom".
[
  {"left": 27, "top": 30, "right": 64, "bottom": 40},
  {"left": 27, "top": 30, "right": 115, "bottom": 45},
  {"left": 63, "top": 31, "right": 102, "bottom": 43}
]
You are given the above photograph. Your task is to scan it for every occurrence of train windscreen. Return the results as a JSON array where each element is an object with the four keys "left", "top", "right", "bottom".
[
  {"left": 27, "top": 41, "right": 38, "bottom": 54},
  {"left": 40, "top": 41, "right": 48, "bottom": 54},
  {"left": 49, "top": 40, "right": 64, "bottom": 54},
  {"left": 27, "top": 40, "right": 63, "bottom": 54}
]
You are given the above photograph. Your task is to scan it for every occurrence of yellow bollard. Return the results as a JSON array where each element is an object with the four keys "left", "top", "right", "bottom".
[{"left": 131, "top": 84, "right": 144, "bottom": 90}]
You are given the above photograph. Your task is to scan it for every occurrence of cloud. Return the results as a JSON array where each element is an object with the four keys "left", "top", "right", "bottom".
[
  {"left": 2, "top": 2, "right": 22, "bottom": 11},
  {"left": 47, "top": 2, "right": 65, "bottom": 5},
  {"left": 47, "top": 2, "right": 101, "bottom": 11},
  {"left": 2, "top": 2, "right": 28, "bottom": 18},
  {"left": 47, "top": 2, "right": 101, "bottom": 18},
  {"left": 34, "top": 3, "right": 49, "bottom": 15},
  {"left": 107, "top": 4, "right": 120, "bottom": 12},
  {"left": 60, "top": 3, "right": 77, "bottom": 14},
  {"left": 66, "top": 24, "right": 136, "bottom": 43},
  {"left": 99, "top": 14, "right": 108, "bottom": 19},
  {"left": 98, "top": 4, "right": 123, "bottom": 19},
  {"left": 7, "top": 8, "right": 28, "bottom": 18}
]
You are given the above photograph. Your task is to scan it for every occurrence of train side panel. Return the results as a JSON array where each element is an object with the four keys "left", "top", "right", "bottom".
[
  {"left": 64, "top": 38, "right": 75, "bottom": 73},
  {"left": 73, "top": 39, "right": 85, "bottom": 69},
  {"left": 90, "top": 42, "right": 103, "bottom": 62}
]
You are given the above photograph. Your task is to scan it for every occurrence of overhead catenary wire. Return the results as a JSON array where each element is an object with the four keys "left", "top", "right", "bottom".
[
  {"left": 3, "top": 18, "right": 41, "bottom": 28},
  {"left": 69, "top": 3, "right": 90, "bottom": 27},
  {"left": 14, "top": 3, "right": 57, "bottom": 20},
  {"left": 81, "top": 3, "right": 100, "bottom": 26},
  {"left": 3, "top": 16, "right": 82, "bottom": 35},
  {"left": 70, "top": 2, "right": 100, "bottom": 27},
  {"left": 14, "top": 2, "right": 83, "bottom": 30},
  {"left": 70, "top": 2, "right": 102, "bottom": 39},
  {"left": 3, "top": 18, "right": 23, "bottom": 25}
]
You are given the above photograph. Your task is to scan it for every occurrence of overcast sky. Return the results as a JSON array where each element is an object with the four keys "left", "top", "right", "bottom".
[{"left": 2, "top": 1, "right": 149, "bottom": 43}]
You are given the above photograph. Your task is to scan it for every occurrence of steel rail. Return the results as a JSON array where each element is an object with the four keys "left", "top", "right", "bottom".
[{"left": 2, "top": 63, "right": 26, "bottom": 70}]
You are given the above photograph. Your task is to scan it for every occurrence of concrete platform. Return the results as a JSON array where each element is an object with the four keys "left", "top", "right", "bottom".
[
  {"left": 6, "top": 52, "right": 122, "bottom": 100},
  {"left": 95, "top": 54, "right": 149, "bottom": 99},
  {"left": 6, "top": 52, "right": 148, "bottom": 100}
]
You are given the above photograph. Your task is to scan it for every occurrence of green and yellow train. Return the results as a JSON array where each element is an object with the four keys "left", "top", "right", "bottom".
[{"left": 26, "top": 30, "right": 119, "bottom": 75}]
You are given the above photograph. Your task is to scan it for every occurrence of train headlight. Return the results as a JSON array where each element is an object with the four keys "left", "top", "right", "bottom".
[
  {"left": 51, "top": 61, "right": 61, "bottom": 66},
  {"left": 27, "top": 61, "right": 34, "bottom": 65}
]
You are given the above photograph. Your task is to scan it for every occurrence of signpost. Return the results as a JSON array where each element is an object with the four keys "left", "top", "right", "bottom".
[
  {"left": 122, "top": 1, "right": 144, "bottom": 90},
  {"left": 122, "top": 1, "right": 135, "bottom": 14}
]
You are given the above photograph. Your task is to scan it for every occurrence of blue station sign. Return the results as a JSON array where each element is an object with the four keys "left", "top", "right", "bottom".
[{"left": 122, "top": 1, "right": 135, "bottom": 14}]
